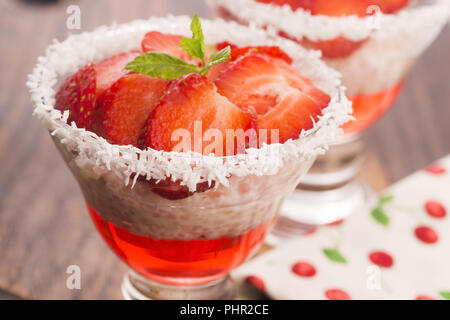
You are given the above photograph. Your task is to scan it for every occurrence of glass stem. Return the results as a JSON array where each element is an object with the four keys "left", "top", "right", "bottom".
[{"left": 121, "top": 270, "right": 236, "bottom": 300}]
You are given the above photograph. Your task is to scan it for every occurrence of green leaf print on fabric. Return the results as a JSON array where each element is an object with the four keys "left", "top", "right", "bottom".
[
  {"left": 370, "top": 194, "right": 394, "bottom": 226},
  {"left": 371, "top": 207, "right": 390, "bottom": 226},
  {"left": 323, "top": 248, "right": 347, "bottom": 264},
  {"left": 439, "top": 291, "right": 450, "bottom": 300}
]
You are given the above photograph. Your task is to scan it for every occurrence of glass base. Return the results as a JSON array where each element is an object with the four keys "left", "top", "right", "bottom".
[
  {"left": 121, "top": 270, "right": 236, "bottom": 300},
  {"left": 266, "top": 180, "right": 377, "bottom": 246}
]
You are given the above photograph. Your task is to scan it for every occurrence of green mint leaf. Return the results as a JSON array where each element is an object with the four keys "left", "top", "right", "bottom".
[
  {"left": 371, "top": 206, "right": 390, "bottom": 226},
  {"left": 191, "top": 15, "right": 203, "bottom": 39},
  {"left": 191, "top": 14, "right": 205, "bottom": 57},
  {"left": 180, "top": 14, "right": 206, "bottom": 65},
  {"left": 379, "top": 194, "right": 394, "bottom": 205},
  {"left": 179, "top": 38, "right": 203, "bottom": 61},
  {"left": 323, "top": 248, "right": 347, "bottom": 264},
  {"left": 208, "top": 46, "right": 231, "bottom": 67},
  {"left": 125, "top": 52, "right": 200, "bottom": 80},
  {"left": 440, "top": 291, "right": 450, "bottom": 300},
  {"left": 200, "top": 46, "right": 231, "bottom": 76}
]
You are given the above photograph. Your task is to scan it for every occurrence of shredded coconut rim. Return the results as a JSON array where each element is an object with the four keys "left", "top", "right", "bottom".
[
  {"left": 208, "top": 0, "right": 450, "bottom": 41},
  {"left": 27, "top": 16, "right": 352, "bottom": 191}
]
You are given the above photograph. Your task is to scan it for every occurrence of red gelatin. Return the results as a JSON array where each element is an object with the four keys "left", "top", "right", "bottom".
[
  {"left": 344, "top": 82, "right": 403, "bottom": 134},
  {"left": 88, "top": 205, "right": 273, "bottom": 285}
]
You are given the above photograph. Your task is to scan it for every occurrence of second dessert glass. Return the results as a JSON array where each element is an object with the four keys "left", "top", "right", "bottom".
[
  {"left": 210, "top": 0, "right": 450, "bottom": 241},
  {"left": 28, "top": 16, "right": 351, "bottom": 299}
]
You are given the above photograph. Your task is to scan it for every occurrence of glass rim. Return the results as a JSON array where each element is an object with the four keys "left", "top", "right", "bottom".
[{"left": 208, "top": 0, "right": 450, "bottom": 41}]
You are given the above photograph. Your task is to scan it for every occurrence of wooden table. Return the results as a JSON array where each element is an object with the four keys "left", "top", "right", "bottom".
[{"left": 0, "top": 0, "right": 448, "bottom": 300}]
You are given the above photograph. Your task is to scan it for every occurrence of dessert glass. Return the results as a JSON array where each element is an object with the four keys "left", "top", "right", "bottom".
[
  {"left": 210, "top": 0, "right": 450, "bottom": 241},
  {"left": 27, "top": 16, "right": 351, "bottom": 299}
]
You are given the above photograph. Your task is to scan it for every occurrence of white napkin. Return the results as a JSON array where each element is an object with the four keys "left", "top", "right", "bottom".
[{"left": 233, "top": 155, "right": 450, "bottom": 300}]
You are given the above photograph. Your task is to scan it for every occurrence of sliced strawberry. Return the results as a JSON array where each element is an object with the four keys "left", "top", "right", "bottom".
[
  {"left": 144, "top": 73, "right": 255, "bottom": 156},
  {"left": 271, "top": 0, "right": 409, "bottom": 58},
  {"left": 231, "top": 46, "right": 293, "bottom": 64},
  {"left": 279, "top": 28, "right": 367, "bottom": 59},
  {"left": 76, "top": 65, "right": 97, "bottom": 128},
  {"left": 215, "top": 53, "right": 282, "bottom": 114},
  {"left": 377, "top": 0, "right": 410, "bottom": 14},
  {"left": 296, "top": 0, "right": 410, "bottom": 16},
  {"left": 256, "top": 0, "right": 410, "bottom": 15},
  {"left": 102, "top": 74, "right": 168, "bottom": 146},
  {"left": 55, "top": 64, "right": 97, "bottom": 129},
  {"left": 215, "top": 52, "right": 329, "bottom": 143},
  {"left": 255, "top": 0, "right": 305, "bottom": 11},
  {"left": 258, "top": 90, "right": 323, "bottom": 143},
  {"left": 141, "top": 31, "right": 196, "bottom": 62},
  {"left": 142, "top": 31, "right": 182, "bottom": 53},
  {"left": 258, "top": 0, "right": 368, "bottom": 15},
  {"left": 297, "top": 0, "right": 374, "bottom": 17},
  {"left": 94, "top": 49, "right": 142, "bottom": 104},
  {"left": 216, "top": 41, "right": 238, "bottom": 51},
  {"left": 150, "top": 179, "right": 191, "bottom": 200},
  {"left": 302, "top": 36, "right": 367, "bottom": 59},
  {"left": 149, "top": 178, "right": 215, "bottom": 200},
  {"left": 55, "top": 70, "right": 80, "bottom": 123},
  {"left": 206, "top": 61, "right": 231, "bottom": 81},
  {"left": 273, "top": 58, "right": 331, "bottom": 107},
  {"left": 90, "top": 108, "right": 106, "bottom": 138},
  {"left": 217, "top": 6, "right": 244, "bottom": 23}
]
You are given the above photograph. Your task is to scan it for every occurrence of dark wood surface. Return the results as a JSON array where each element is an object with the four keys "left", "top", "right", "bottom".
[{"left": 0, "top": 0, "right": 448, "bottom": 300}]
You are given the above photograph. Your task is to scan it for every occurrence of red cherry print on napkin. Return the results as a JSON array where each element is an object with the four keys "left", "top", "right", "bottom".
[
  {"left": 369, "top": 251, "right": 394, "bottom": 268},
  {"left": 425, "top": 163, "right": 446, "bottom": 175},
  {"left": 415, "top": 226, "right": 439, "bottom": 244},
  {"left": 416, "top": 295, "right": 435, "bottom": 300},
  {"left": 245, "top": 275, "right": 265, "bottom": 291},
  {"left": 292, "top": 262, "right": 317, "bottom": 277},
  {"left": 325, "top": 289, "right": 351, "bottom": 300},
  {"left": 425, "top": 200, "right": 447, "bottom": 219}
]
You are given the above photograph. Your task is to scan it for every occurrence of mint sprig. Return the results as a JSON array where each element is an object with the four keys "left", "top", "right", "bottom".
[
  {"left": 180, "top": 15, "right": 206, "bottom": 66},
  {"left": 125, "top": 15, "right": 231, "bottom": 80}
]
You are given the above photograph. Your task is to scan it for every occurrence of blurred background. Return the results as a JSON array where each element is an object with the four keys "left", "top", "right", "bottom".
[{"left": 0, "top": 0, "right": 449, "bottom": 299}]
